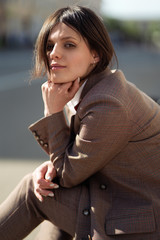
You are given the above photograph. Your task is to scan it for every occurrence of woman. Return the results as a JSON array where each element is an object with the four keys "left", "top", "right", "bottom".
[{"left": 1, "top": 5, "right": 160, "bottom": 240}]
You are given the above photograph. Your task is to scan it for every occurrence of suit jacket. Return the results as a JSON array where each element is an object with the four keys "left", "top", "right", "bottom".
[{"left": 29, "top": 68, "right": 160, "bottom": 239}]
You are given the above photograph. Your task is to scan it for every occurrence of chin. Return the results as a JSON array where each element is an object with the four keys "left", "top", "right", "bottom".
[
  {"left": 50, "top": 76, "right": 62, "bottom": 83},
  {"left": 51, "top": 79, "right": 69, "bottom": 84}
]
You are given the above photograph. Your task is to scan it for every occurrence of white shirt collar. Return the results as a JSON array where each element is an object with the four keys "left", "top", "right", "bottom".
[{"left": 67, "top": 80, "right": 86, "bottom": 115}]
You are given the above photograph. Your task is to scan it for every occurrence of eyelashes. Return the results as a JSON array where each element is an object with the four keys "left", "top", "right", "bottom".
[
  {"left": 46, "top": 44, "right": 54, "bottom": 51},
  {"left": 46, "top": 42, "right": 76, "bottom": 52},
  {"left": 64, "top": 43, "right": 76, "bottom": 48}
]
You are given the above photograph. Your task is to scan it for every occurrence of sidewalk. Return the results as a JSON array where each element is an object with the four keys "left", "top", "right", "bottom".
[{"left": 0, "top": 158, "right": 44, "bottom": 240}]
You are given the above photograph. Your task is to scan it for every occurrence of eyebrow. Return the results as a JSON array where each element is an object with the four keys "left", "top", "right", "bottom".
[{"left": 47, "top": 36, "right": 78, "bottom": 42}]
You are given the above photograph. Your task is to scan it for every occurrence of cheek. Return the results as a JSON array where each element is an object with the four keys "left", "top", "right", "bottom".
[{"left": 70, "top": 55, "right": 92, "bottom": 73}]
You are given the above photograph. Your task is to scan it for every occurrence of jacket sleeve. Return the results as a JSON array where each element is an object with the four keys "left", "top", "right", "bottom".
[{"left": 29, "top": 95, "right": 131, "bottom": 188}]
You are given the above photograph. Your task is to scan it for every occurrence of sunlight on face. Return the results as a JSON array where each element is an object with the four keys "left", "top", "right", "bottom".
[{"left": 46, "top": 23, "right": 96, "bottom": 83}]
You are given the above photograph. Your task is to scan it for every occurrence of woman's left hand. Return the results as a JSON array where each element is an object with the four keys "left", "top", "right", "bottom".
[
  {"left": 32, "top": 160, "right": 59, "bottom": 202},
  {"left": 41, "top": 77, "right": 80, "bottom": 117}
]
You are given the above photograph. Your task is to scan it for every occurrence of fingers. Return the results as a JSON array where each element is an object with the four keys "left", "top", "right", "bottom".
[
  {"left": 43, "top": 77, "right": 80, "bottom": 93},
  {"left": 34, "top": 190, "right": 43, "bottom": 202},
  {"left": 41, "top": 77, "right": 80, "bottom": 116},
  {"left": 34, "top": 178, "right": 58, "bottom": 202},
  {"left": 68, "top": 77, "right": 80, "bottom": 95},
  {"left": 62, "top": 77, "right": 80, "bottom": 92},
  {"left": 32, "top": 161, "right": 59, "bottom": 202},
  {"left": 45, "top": 161, "right": 57, "bottom": 181},
  {"left": 34, "top": 185, "right": 55, "bottom": 202},
  {"left": 56, "top": 77, "right": 80, "bottom": 99},
  {"left": 42, "top": 76, "right": 80, "bottom": 92}
]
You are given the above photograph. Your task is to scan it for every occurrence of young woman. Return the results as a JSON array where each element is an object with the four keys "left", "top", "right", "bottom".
[{"left": 1, "top": 5, "right": 160, "bottom": 240}]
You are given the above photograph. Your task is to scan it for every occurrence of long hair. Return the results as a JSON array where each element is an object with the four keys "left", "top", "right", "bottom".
[{"left": 32, "top": 5, "right": 117, "bottom": 79}]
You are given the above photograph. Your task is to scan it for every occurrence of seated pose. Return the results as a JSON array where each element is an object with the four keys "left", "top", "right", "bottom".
[{"left": 1, "top": 5, "right": 160, "bottom": 240}]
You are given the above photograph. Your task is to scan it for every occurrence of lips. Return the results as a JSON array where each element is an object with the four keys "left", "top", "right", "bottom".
[{"left": 50, "top": 63, "right": 66, "bottom": 70}]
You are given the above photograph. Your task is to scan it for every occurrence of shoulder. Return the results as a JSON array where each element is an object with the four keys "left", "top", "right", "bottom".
[
  {"left": 78, "top": 70, "right": 129, "bottom": 119},
  {"left": 96, "top": 69, "right": 127, "bottom": 92},
  {"left": 81, "top": 69, "right": 128, "bottom": 105}
]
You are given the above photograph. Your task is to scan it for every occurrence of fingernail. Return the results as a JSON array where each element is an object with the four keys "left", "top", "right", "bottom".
[
  {"left": 48, "top": 192, "right": 54, "bottom": 197},
  {"left": 46, "top": 176, "right": 52, "bottom": 181},
  {"left": 50, "top": 183, "right": 59, "bottom": 189},
  {"left": 50, "top": 183, "right": 54, "bottom": 187},
  {"left": 77, "top": 77, "right": 80, "bottom": 83}
]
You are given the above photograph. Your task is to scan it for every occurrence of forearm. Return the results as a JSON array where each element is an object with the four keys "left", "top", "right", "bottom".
[
  {"left": 29, "top": 111, "right": 70, "bottom": 156},
  {"left": 29, "top": 96, "right": 131, "bottom": 188}
]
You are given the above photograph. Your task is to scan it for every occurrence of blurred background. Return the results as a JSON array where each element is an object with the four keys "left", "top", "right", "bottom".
[{"left": 0, "top": 0, "right": 160, "bottom": 239}]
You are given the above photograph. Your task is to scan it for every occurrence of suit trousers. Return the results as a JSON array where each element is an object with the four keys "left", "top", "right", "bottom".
[
  {"left": 35, "top": 221, "right": 72, "bottom": 240},
  {"left": 0, "top": 173, "right": 80, "bottom": 240}
]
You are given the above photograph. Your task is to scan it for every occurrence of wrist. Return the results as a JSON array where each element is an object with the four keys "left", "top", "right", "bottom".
[{"left": 44, "top": 108, "right": 63, "bottom": 117}]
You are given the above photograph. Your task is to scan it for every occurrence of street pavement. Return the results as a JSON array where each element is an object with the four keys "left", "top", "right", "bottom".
[
  {"left": 0, "top": 45, "right": 160, "bottom": 239},
  {"left": 0, "top": 48, "right": 47, "bottom": 239},
  {"left": 0, "top": 159, "right": 43, "bottom": 239}
]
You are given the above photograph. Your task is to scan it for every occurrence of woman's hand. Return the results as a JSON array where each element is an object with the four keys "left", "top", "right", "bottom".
[
  {"left": 32, "top": 161, "right": 59, "bottom": 202},
  {"left": 41, "top": 77, "right": 80, "bottom": 117}
]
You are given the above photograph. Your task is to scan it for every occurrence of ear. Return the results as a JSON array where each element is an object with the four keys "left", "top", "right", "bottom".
[
  {"left": 93, "top": 55, "right": 100, "bottom": 64},
  {"left": 91, "top": 51, "right": 100, "bottom": 64}
]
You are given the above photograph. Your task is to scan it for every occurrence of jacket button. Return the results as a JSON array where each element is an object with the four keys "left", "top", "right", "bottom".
[
  {"left": 35, "top": 135, "right": 40, "bottom": 140},
  {"left": 33, "top": 131, "right": 40, "bottom": 140},
  {"left": 44, "top": 143, "right": 48, "bottom": 148},
  {"left": 33, "top": 131, "right": 37, "bottom": 136},
  {"left": 39, "top": 140, "right": 44, "bottom": 145},
  {"left": 83, "top": 209, "right": 90, "bottom": 216},
  {"left": 100, "top": 184, "right": 107, "bottom": 190}
]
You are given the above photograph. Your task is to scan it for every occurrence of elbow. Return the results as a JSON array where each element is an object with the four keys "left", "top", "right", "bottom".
[{"left": 59, "top": 174, "right": 80, "bottom": 188}]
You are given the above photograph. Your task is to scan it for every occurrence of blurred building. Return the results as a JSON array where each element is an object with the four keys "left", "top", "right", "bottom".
[{"left": 0, "top": 0, "right": 102, "bottom": 48}]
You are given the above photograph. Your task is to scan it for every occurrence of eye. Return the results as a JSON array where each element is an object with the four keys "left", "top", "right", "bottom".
[
  {"left": 46, "top": 43, "right": 54, "bottom": 52},
  {"left": 64, "top": 43, "right": 76, "bottom": 48}
]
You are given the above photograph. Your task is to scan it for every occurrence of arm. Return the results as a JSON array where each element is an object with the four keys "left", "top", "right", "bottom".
[
  {"left": 29, "top": 94, "right": 131, "bottom": 188},
  {"left": 30, "top": 79, "right": 80, "bottom": 200}
]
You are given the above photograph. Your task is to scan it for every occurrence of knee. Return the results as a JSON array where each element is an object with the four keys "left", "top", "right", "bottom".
[{"left": 19, "top": 173, "right": 35, "bottom": 202}]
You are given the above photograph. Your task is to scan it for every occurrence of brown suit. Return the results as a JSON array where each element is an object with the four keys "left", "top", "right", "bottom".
[{"left": 28, "top": 68, "right": 160, "bottom": 239}]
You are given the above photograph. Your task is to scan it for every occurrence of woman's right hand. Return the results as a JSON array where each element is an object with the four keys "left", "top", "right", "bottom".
[
  {"left": 32, "top": 160, "right": 59, "bottom": 202},
  {"left": 41, "top": 77, "right": 80, "bottom": 117}
]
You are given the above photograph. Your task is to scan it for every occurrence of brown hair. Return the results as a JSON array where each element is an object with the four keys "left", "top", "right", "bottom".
[{"left": 32, "top": 5, "right": 117, "bottom": 79}]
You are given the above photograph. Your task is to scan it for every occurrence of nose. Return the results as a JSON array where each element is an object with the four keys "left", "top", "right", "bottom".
[{"left": 50, "top": 44, "right": 61, "bottom": 59}]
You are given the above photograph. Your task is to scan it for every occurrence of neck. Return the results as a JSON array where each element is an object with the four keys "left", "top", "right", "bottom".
[{"left": 79, "top": 78, "right": 87, "bottom": 87}]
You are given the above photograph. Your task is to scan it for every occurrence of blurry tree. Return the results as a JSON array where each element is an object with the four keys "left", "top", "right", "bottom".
[
  {"left": 0, "top": 0, "right": 7, "bottom": 48},
  {"left": 148, "top": 21, "right": 160, "bottom": 48},
  {"left": 103, "top": 16, "right": 160, "bottom": 49}
]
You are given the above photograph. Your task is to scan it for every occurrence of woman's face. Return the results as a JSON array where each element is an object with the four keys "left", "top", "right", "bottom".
[{"left": 46, "top": 22, "right": 97, "bottom": 83}]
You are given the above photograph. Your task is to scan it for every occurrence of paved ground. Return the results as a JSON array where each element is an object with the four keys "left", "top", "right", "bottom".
[
  {"left": 0, "top": 159, "right": 43, "bottom": 239},
  {"left": 0, "top": 44, "right": 160, "bottom": 239},
  {"left": 0, "top": 48, "right": 49, "bottom": 239}
]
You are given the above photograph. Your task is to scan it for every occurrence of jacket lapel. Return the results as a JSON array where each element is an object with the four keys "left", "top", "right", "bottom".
[
  {"left": 69, "top": 68, "right": 111, "bottom": 140},
  {"left": 80, "top": 68, "right": 111, "bottom": 101}
]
